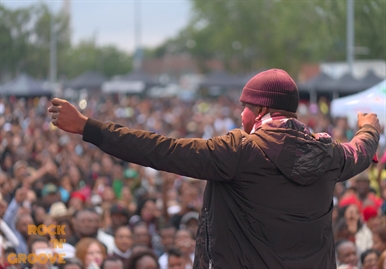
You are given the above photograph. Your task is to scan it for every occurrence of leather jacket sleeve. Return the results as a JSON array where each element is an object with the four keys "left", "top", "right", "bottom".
[
  {"left": 334, "top": 124, "right": 380, "bottom": 182},
  {"left": 83, "top": 118, "right": 244, "bottom": 182}
]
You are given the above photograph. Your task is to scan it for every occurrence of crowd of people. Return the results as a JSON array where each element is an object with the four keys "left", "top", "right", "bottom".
[{"left": 0, "top": 91, "right": 385, "bottom": 269}]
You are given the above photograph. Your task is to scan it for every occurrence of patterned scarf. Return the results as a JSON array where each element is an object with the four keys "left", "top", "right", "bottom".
[{"left": 250, "top": 112, "right": 290, "bottom": 134}]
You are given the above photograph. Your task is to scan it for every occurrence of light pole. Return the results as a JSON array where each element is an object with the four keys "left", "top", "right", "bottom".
[
  {"left": 346, "top": 0, "right": 354, "bottom": 75},
  {"left": 50, "top": 2, "right": 57, "bottom": 83},
  {"left": 133, "top": 0, "right": 142, "bottom": 71}
]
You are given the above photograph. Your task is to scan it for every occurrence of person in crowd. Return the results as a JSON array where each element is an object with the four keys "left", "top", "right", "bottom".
[
  {"left": 126, "top": 249, "right": 160, "bottom": 269},
  {"left": 372, "top": 226, "right": 386, "bottom": 253},
  {"left": 336, "top": 239, "right": 359, "bottom": 268},
  {"left": 68, "top": 192, "right": 86, "bottom": 213},
  {"left": 57, "top": 174, "right": 72, "bottom": 204},
  {"left": 179, "top": 212, "right": 199, "bottom": 238},
  {"left": 2, "top": 246, "right": 22, "bottom": 269},
  {"left": 57, "top": 258, "right": 83, "bottom": 269},
  {"left": 75, "top": 237, "right": 107, "bottom": 269},
  {"left": 378, "top": 250, "right": 386, "bottom": 269},
  {"left": 335, "top": 203, "right": 364, "bottom": 252},
  {"left": 27, "top": 236, "right": 56, "bottom": 269},
  {"left": 0, "top": 215, "right": 19, "bottom": 250},
  {"left": 67, "top": 208, "right": 114, "bottom": 254},
  {"left": 129, "top": 198, "right": 162, "bottom": 256},
  {"left": 170, "top": 182, "right": 200, "bottom": 230},
  {"left": 31, "top": 204, "right": 46, "bottom": 227},
  {"left": 158, "top": 225, "right": 177, "bottom": 269},
  {"left": 334, "top": 216, "right": 352, "bottom": 243},
  {"left": 356, "top": 171, "right": 383, "bottom": 213},
  {"left": 360, "top": 249, "right": 380, "bottom": 269},
  {"left": 159, "top": 227, "right": 196, "bottom": 269},
  {"left": 167, "top": 248, "right": 185, "bottom": 269},
  {"left": 130, "top": 199, "right": 160, "bottom": 235},
  {"left": 109, "top": 226, "right": 133, "bottom": 264},
  {"left": 40, "top": 183, "right": 62, "bottom": 212},
  {"left": 132, "top": 222, "right": 152, "bottom": 250},
  {"left": 105, "top": 203, "right": 131, "bottom": 236},
  {"left": 159, "top": 224, "right": 176, "bottom": 255},
  {"left": 357, "top": 206, "right": 380, "bottom": 256},
  {"left": 119, "top": 185, "right": 137, "bottom": 214},
  {"left": 174, "top": 229, "right": 195, "bottom": 269},
  {"left": 49, "top": 202, "right": 74, "bottom": 242},
  {"left": 131, "top": 245, "right": 152, "bottom": 255},
  {"left": 3, "top": 187, "right": 34, "bottom": 254},
  {"left": 48, "top": 68, "right": 381, "bottom": 268},
  {"left": 100, "top": 257, "right": 124, "bottom": 269}
]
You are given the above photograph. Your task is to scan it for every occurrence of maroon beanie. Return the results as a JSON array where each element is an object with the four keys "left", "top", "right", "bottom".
[{"left": 239, "top": 69, "right": 299, "bottom": 112}]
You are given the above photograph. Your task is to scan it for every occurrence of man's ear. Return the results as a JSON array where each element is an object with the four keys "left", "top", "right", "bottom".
[{"left": 255, "top": 107, "right": 269, "bottom": 121}]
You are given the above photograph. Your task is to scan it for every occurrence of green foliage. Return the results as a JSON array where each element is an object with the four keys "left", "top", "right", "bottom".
[
  {"left": 152, "top": 0, "right": 386, "bottom": 75},
  {"left": 1, "top": 1, "right": 384, "bottom": 80},
  {"left": 0, "top": 2, "right": 131, "bottom": 81},
  {"left": 61, "top": 42, "right": 131, "bottom": 79}
]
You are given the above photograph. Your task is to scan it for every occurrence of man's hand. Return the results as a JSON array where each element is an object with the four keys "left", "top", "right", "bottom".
[
  {"left": 48, "top": 98, "right": 88, "bottom": 135},
  {"left": 358, "top": 112, "right": 381, "bottom": 134}
]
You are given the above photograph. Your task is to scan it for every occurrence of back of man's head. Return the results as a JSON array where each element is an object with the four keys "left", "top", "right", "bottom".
[{"left": 239, "top": 69, "right": 299, "bottom": 112}]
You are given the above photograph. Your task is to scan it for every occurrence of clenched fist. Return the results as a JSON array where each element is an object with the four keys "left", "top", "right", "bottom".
[
  {"left": 357, "top": 112, "right": 381, "bottom": 134},
  {"left": 47, "top": 98, "right": 88, "bottom": 135}
]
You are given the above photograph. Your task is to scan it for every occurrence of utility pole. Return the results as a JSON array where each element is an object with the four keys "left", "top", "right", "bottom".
[
  {"left": 346, "top": 0, "right": 354, "bottom": 75},
  {"left": 133, "top": 0, "right": 142, "bottom": 71},
  {"left": 50, "top": 4, "right": 57, "bottom": 83}
]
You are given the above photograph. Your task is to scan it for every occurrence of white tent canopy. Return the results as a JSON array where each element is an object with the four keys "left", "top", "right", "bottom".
[
  {"left": 102, "top": 80, "right": 145, "bottom": 94},
  {"left": 330, "top": 79, "right": 386, "bottom": 128}
]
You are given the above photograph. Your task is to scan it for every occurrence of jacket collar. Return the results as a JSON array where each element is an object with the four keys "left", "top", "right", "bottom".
[{"left": 250, "top": 111, "right": 298, "bottom": 134}]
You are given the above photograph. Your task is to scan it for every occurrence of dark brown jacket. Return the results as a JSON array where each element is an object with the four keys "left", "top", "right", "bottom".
[{"left": 83, "top": 115, "right": 379, "bottom": 269}]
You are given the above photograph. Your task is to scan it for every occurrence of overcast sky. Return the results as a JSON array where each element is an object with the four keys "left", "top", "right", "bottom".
[{"left": 2, "top": 0, "right": 192, "bottom": 53}]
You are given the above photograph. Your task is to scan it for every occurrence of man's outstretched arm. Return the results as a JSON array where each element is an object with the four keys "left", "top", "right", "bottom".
[{"left": 48, "top": 98, "right": 243, "bottom": 181}]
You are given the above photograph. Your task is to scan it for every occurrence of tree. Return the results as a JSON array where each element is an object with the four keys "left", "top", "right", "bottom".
[
  {"left": 61, "top": 41, "right": 131, "bottom": 79},
  {"left": 0, "top": 2, "right": 132, "bottom": 82},
  {"left": 152, "top": 0, "right": 386, "bottom": 75}
]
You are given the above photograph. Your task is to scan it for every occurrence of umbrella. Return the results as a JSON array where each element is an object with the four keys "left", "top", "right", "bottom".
[{"left": 330, "top": 79, "right": 386, "bottom": 128}]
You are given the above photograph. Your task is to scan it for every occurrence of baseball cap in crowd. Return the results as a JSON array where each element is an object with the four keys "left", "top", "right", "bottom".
[
  {"left": 13, "top": 160, "right": 29, "bottom": 174},
  {"left": 124, "top": 168, "right": 138, "bottom": 179},
  {"left": 110, "top": 204, "right": 130, "bottom": 219},
  {"left": 49, "top": 202, "right": 71, "bottom": 219},
  {"left": 338, "top": 195, "right": 361, "bottom": 209},
  {"left": 239, "top": 69, "right": 299, "bottom": 112},
  {"left": 363, "top": 206, "right": 378, "bottom": 222},
  {"left": 41, "top": 183, "right": 59, "bottom": 197},
  {"left": 180, "top": 211, "right": 199, "bottom": 228},
  {"left": 70, "top": 191, "right": 86, "bottom": 203}
]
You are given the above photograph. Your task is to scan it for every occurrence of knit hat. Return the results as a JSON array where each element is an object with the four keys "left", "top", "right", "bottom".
[{"left": 239, "top": 69, "right": 299, "bottom": 112}]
